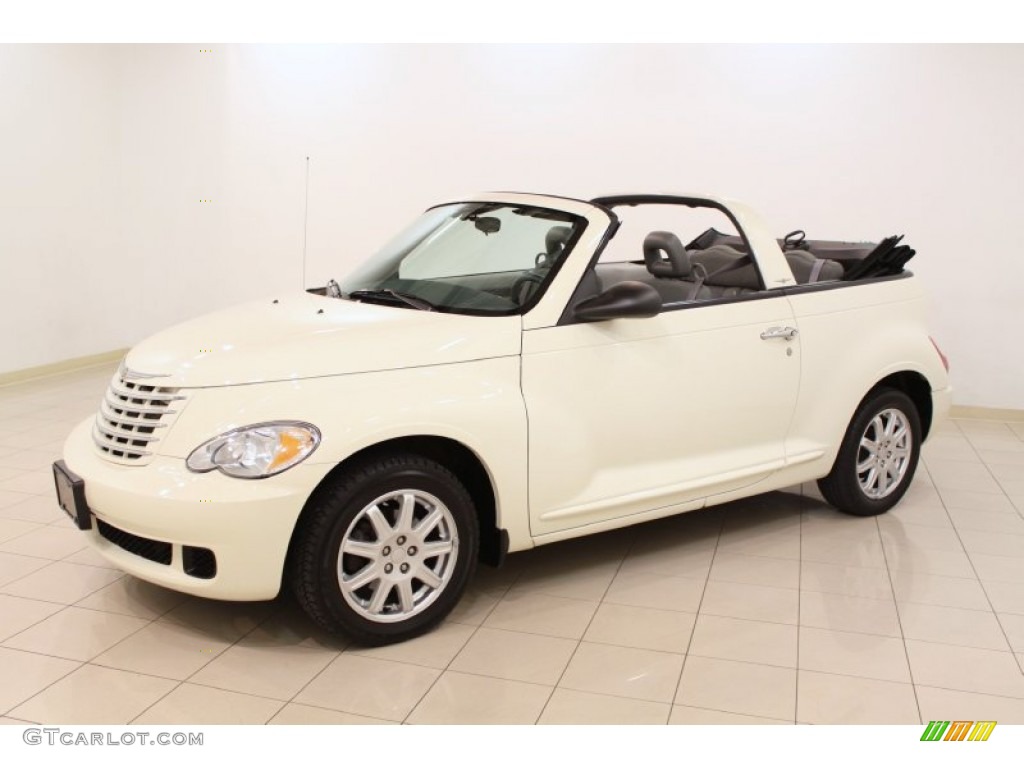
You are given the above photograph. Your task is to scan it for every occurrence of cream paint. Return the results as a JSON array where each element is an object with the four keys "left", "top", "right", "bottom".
[
  {"left": 60, "top": 192, "right": 949, "bottom": 601},
  {"left": 64, "top": 355, "right": 530, "bottom": 598},
  {"left": 126, "top": 290, "right": 522, "bottom": 386},
  {"left": 522, "top": 295, "right": 799, "bottom": 535}
]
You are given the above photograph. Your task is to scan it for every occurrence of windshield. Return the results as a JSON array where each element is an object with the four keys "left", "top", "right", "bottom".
[{"left": 335, "top": 203, "right": 586, "bottom": 315}]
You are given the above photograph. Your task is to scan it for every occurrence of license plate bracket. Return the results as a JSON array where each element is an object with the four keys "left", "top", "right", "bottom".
[{"left": 52, "top": 460, "right": 92, "bottom": 531}]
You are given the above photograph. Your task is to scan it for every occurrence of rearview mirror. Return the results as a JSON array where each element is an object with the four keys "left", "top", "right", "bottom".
[
  {"left": 473, "top": 216, "right": 501, "bottom": 235},
  {"left": 573, "top": 281, "right": 661, "bottom": 322}
]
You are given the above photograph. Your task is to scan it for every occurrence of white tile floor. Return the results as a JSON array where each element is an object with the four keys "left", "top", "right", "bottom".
[{"left": 1, "top": 363, "right": 1024, "bottom": 725}]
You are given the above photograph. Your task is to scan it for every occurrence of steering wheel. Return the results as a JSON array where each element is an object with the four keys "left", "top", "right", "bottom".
[
  {"left": 512, "top": 256, "right": 553, "bottom": 305},
  {"left": 783, "top": 230, "right": 807, "bottom": 250}
]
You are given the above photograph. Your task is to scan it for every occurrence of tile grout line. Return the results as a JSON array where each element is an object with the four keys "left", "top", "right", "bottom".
[
  {"left": 0, "top": 715, "right": 39, "bottom": 725},
  {"left": 976, "top": 445, "right": 1024, "bottom": 524},
  {"left": 901, "top": 680, "right": 1024, "bottom": 702},
  {"left": 149, "top": 619, "right": 1008, "bottom": 682},
  {"left": 270, "top": 638, "right": 344, "bottom": 723},
  {"left": 666, "top": 511, "right": 726, "bottom": 725},
  {"left": 68, "top": 659, "right": 193, "bottom": 684},
  {"left": 1, "top": 574, "right": 170, "bottom": 707},
  {"left": 225, "top": 605, "right": 311, "bottom": 725},
  {"left": 382, "top": 563, "right": 520, "bottom": 725},
  {"left": 394, "top": 617, "right": 485, "bottom": 724},
  {"left": 22, "top": 638, "right": 1009, "bottom": 708},
  {"left": 875, "top": 500, "right": 923, "bottom": 725},
  {"left": 529, "top": 528, "right": 644, "bottom": 725},
  {"left": 119, "top": 602, "right": 296, "bottom": 729},
  {"left": 0, "top": 658, "right": 87, "bottom": 719},
  {"left": 934, "top": 458, "right": 1024, "bottom": 679},
  {"left": 0, "top": 530, "right": 106, "bottom": 561},
  {"left": 0, "top": 599, "right": 133, "bottom": 654},
  {"left": 0, "top": 522, "right": 50, "bottom": 549},
  {"left": 130, "top": 607, "right": 276, "bottom": 726},
  {"left": 279, "top": 569, "right": 515, "bottom": 725},
  {"left": 656, "top": 701, "right": 792, "bottom": 725},
  {"left": 0, "top": 523, "right": 141, "bottom": 719},
  {"left": 273, "top": 698, "right": 401, "bottom": 725},
  {"left": 897, "top": 422, "right": 1022, "bottom": 696},
  {"left": 794, "top": 494, "right": 805, "bottom": 725},
  {"left": 0, "top": 558, "right": 64, "bottom": 595}
]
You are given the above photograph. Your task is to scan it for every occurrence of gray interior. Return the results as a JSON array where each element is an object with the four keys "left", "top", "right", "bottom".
[
  {"left": 689, "top": 227, "right": 877, "bottom": 275},
  {"left": 578, "top": 231, "right": 844, "bottom": 306}
]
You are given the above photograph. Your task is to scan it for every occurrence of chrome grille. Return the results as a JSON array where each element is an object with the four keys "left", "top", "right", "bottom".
[{"left": 93, "top": 372, "right": 186, "bottom": 463}]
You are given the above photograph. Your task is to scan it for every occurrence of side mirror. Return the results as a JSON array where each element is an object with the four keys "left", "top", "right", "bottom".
[{"left": 573, "top": 281, "right": 661, "bottom": 322}]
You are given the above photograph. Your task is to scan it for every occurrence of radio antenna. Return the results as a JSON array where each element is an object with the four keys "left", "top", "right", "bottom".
[{"left": 301, "top": 155, "right": 310, "bottom": 289}]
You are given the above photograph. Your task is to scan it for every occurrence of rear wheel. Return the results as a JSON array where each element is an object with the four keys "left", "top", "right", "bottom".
[
  {"left": 290, "top": 453, "right": 478, "bottom": 645},
  {"left": 818, "top": 388, "right": 922, "bottom": 516}
]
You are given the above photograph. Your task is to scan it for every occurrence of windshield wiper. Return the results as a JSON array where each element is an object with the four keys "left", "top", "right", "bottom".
[{"left": 347, "top": 288, "right": 434, "bottom": 312}]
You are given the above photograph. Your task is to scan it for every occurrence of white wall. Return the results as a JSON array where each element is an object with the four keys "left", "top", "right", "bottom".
[
  {"left": 0, "top": 45, "right": 121, "bottom": 371},
  {"left": 2, "top": 44, "right": 1022, "bottom": 408}
]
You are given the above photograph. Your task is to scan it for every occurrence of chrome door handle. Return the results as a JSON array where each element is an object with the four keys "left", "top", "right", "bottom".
[{"left": 760, "top": 326, "right": 798, "bottom": 341}]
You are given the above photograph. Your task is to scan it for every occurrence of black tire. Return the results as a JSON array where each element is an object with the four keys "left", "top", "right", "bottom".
[
  {"left": 290, "top": 453, "right": 478, "bottom": 646},
  {"left": 817, "top": 387, "right": 922, "bottom": 517}
]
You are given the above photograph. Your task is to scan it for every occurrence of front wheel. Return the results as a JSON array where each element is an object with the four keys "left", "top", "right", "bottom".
[
  {"left": 817, "top": 388, "right": 922, "bottom": 516},
  {"left": 290, "top": 453, "right": 479, "bottom": 645}
]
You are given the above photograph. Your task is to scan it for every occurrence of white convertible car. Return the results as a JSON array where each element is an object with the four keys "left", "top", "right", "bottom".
[{"left": 53, "top": 192, "right": 952, "bottom": 644}]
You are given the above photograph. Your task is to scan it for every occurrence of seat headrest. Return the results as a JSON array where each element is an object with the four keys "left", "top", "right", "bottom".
[
  {"left": 643, "top": 231, "right": 692, "bottom": 278},
  {"left": 546, "top": 226, "right": 572, "bottom": 257}
]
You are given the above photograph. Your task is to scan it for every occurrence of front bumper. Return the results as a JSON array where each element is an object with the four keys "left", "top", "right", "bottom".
[{"left": 62, "top": 418, "right": 333, "bottom": 600}]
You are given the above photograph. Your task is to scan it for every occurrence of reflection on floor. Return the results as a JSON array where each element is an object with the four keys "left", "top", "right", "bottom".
[{"left": 1, "top": 363, "right": 1023, "bottom": 725}]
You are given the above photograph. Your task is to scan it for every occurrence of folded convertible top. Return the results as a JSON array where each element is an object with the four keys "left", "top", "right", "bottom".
[
  {"left": 686, "top": 228, "right": 916, "bottom": 280},
  {"left": 842, "top": 235, "right": 916, "bottom": 281}
]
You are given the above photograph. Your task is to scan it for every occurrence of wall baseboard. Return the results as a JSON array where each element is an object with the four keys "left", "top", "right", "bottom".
[
  {"left": 950, "top": 404, "right": 1024, "bottom": 423},
  {"left": 0, "top": 349, "right": 127, "bottom": 388}
]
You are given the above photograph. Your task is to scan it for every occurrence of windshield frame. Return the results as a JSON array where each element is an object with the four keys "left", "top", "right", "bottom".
[{"left": 336, "top": 200, "right": 591, "bottom": 318}]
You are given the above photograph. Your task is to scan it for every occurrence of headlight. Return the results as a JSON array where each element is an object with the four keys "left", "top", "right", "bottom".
[{"left": 186, "top": 422, "right": 321, "bottom": 479}]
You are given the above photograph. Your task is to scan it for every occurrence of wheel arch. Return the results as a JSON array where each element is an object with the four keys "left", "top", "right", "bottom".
[
  {"left": 867, "top": 370, "right": 934, "bottom": 440},
  {"left": 286, "top": 435, "right": 507, "bottom": 574},
  {"left": 817, "top": 373, "right": 928, "bottom": 516}
]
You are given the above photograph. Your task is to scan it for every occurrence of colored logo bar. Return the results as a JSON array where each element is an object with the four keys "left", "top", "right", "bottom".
[{"left": 921, "top": 721, "right": 997, "bottom": 742}]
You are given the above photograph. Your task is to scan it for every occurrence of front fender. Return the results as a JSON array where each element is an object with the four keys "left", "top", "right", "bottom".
[{"left": 156, "top": 357, "right": 530, "bottom": 551}]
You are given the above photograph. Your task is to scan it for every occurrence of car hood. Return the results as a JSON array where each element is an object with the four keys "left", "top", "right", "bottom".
[{"left": 124, "top": 293, "right": 523, "bottom": 388}]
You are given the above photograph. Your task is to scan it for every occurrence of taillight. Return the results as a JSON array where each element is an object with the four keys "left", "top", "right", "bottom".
[{"left": 930, "top": 336, "right": 949, "bottom": 372}]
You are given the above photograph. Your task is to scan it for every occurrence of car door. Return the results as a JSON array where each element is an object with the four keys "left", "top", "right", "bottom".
[{"left": 521, "top": 292, "right": 800, "bottom": 538}]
